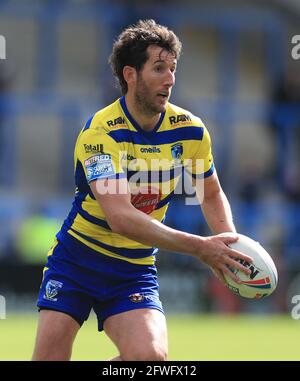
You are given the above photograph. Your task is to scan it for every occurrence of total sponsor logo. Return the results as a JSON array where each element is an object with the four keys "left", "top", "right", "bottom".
[{"left": 84, "top": 143, "right": 104, "bottom": 154}]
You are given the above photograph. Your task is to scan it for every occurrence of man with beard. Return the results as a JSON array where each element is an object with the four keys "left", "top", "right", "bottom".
[{"left": 32, "top": 19, "right": 252, "bottom": 361}]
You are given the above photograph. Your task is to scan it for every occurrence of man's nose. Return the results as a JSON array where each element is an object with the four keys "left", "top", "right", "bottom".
[{"left": 164, "top": 70, "right": 175, "bottom": 87}]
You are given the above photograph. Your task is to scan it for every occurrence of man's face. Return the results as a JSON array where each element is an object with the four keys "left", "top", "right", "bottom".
[{"left": 134, "top": 45, "right": 177, "bottom": 115}]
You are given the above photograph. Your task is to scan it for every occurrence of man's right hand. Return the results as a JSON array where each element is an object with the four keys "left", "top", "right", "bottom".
[{"left": 195, "top": 234, "right": 253, "bottom": 285}]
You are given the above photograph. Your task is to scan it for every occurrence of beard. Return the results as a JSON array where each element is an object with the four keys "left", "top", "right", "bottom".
[{"left": 134, "top": 74, "right": 166, "bottom": 116}]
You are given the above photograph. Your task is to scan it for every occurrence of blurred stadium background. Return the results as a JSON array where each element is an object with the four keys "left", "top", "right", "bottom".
[{"left": 0, "top": 0, "right": 300, "bottom": 360}]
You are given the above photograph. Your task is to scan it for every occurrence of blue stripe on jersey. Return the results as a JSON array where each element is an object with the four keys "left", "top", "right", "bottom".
[
  {"left": 101, "top": 173, "right": 127, "bottom": 180},
  {"left": 73, "top": 199, "right": 112, "bottom": 230},
  {"left": 70, "top": 228, "right": 157, "bottom": 259},
  {"left": 64, "top": 205, "right": 78, "bottom": 228},
  {"left": 87, "top": 173, "right": 127, "bottom": 183},
  {"left": 83, "top": 115, "right": 94, "bottom": 131},
  {"left": 56, "top": 203, "right": 79, "bottom": 241},
  {"left": 191, "top": 163, "right": 215, "bottom": 179},
  {"left": 58, "top": 197, "right": 112, "bottom": 233},
  {"left": 127, "top": 166, "right": 183, "bottom": 183},
  {"left": 108, "top": 127, "right": 204, "bottom": 146},
  {"left": 75, "top": 160, "right": 95, "bottom": 199},
  {"left": 155, "top": 191, "right": 175, "bottom": 209}
]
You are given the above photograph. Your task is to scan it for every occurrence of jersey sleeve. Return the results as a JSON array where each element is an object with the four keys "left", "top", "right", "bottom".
[
  {"left": 76, "top": 129, "right": 125, "bottom": 183},
  {"left": 189, "top": 126, "right": 215, "bottom": 179}
]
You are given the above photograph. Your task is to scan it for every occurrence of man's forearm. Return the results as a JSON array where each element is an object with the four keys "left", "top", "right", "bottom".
[
  {"left": 113, "top": 207, "right": 204, "bottom": 256},
  {"left": 200, "top": 189, "right": 236, "bottom": 234}
]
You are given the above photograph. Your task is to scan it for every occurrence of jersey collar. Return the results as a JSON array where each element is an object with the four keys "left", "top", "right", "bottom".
[{"left": 120, "top": 96, "right": 165, "bottom": 135}]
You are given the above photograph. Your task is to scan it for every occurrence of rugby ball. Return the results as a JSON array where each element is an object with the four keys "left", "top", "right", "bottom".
[{"left": 221, "top": 233, "right": 278, "bottom": 299}]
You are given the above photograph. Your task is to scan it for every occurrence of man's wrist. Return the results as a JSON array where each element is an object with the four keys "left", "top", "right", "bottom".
[{"left": 186, "top": 234, "right": 206, "bottom": 257}]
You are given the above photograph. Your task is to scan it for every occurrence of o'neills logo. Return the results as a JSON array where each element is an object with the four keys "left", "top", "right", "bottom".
[{"left": 140, "top": 147, "right": 161, "bottom": 153}]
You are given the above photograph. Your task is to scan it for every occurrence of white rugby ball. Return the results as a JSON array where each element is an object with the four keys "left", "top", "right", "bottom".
[{"left": 221, "top": 233, "right": 278, "bottom": 299}]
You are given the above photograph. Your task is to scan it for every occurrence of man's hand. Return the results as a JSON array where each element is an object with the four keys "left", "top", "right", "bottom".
[{"left": 194, "top": 234, "right": 253, "bottom": 285}]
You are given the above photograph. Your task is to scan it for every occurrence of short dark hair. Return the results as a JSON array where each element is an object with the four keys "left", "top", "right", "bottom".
[{"left": 109, "top": 19, "right": 182, "bottom": 94}]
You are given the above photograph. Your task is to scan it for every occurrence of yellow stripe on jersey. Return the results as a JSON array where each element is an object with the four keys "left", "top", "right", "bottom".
[
  {"left": 56, "top": 96, "right": 215, "bottom": 264},
  {"left": 40, "top": 267, "right": 49, "bottom": 289},
  {"left": 71, "top": 210, "right": 165, "bottom": 249},
  {"left": 40, "top": 239, "right": 59, "bottom": 286},
  {"left": 47, "top": 239, "right": 59, "bottom": 257},
  {"left": 67, "top": 229, "right": 155, "bottom": 265}
]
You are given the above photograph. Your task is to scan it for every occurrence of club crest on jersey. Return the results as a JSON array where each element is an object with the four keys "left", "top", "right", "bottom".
[
  {"left": 44, "top": 280, "right": 63, "bottom": 302},
  {"left": 171, "top": 143, "right": 183, "bottom": 166}
]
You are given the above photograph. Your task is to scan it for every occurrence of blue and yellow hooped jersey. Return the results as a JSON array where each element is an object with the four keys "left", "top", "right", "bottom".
[{"left": 56, "top": 96, "right": 215, "bottom": 265}]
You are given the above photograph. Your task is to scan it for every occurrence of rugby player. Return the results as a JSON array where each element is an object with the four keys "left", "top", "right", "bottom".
[{"left": 32, "top": 19, "right": 252, "bottom": 361}]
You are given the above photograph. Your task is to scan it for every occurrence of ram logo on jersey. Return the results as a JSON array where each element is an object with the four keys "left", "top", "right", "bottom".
[
  {"left": 107, "top": 116, "right": 126, "bottom": 127},
  {"left": 169, "top": 114, "right": 191, "bottom": 125}
]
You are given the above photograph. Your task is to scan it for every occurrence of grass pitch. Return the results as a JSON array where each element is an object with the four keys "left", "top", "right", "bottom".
[{"left": 0, "top": 313, "right": 299, "bottom": 360}]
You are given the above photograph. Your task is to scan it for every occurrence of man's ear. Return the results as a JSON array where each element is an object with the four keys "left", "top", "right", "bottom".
[{"left": 123, "top": 66, "right": 136, "bottom": 88}]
